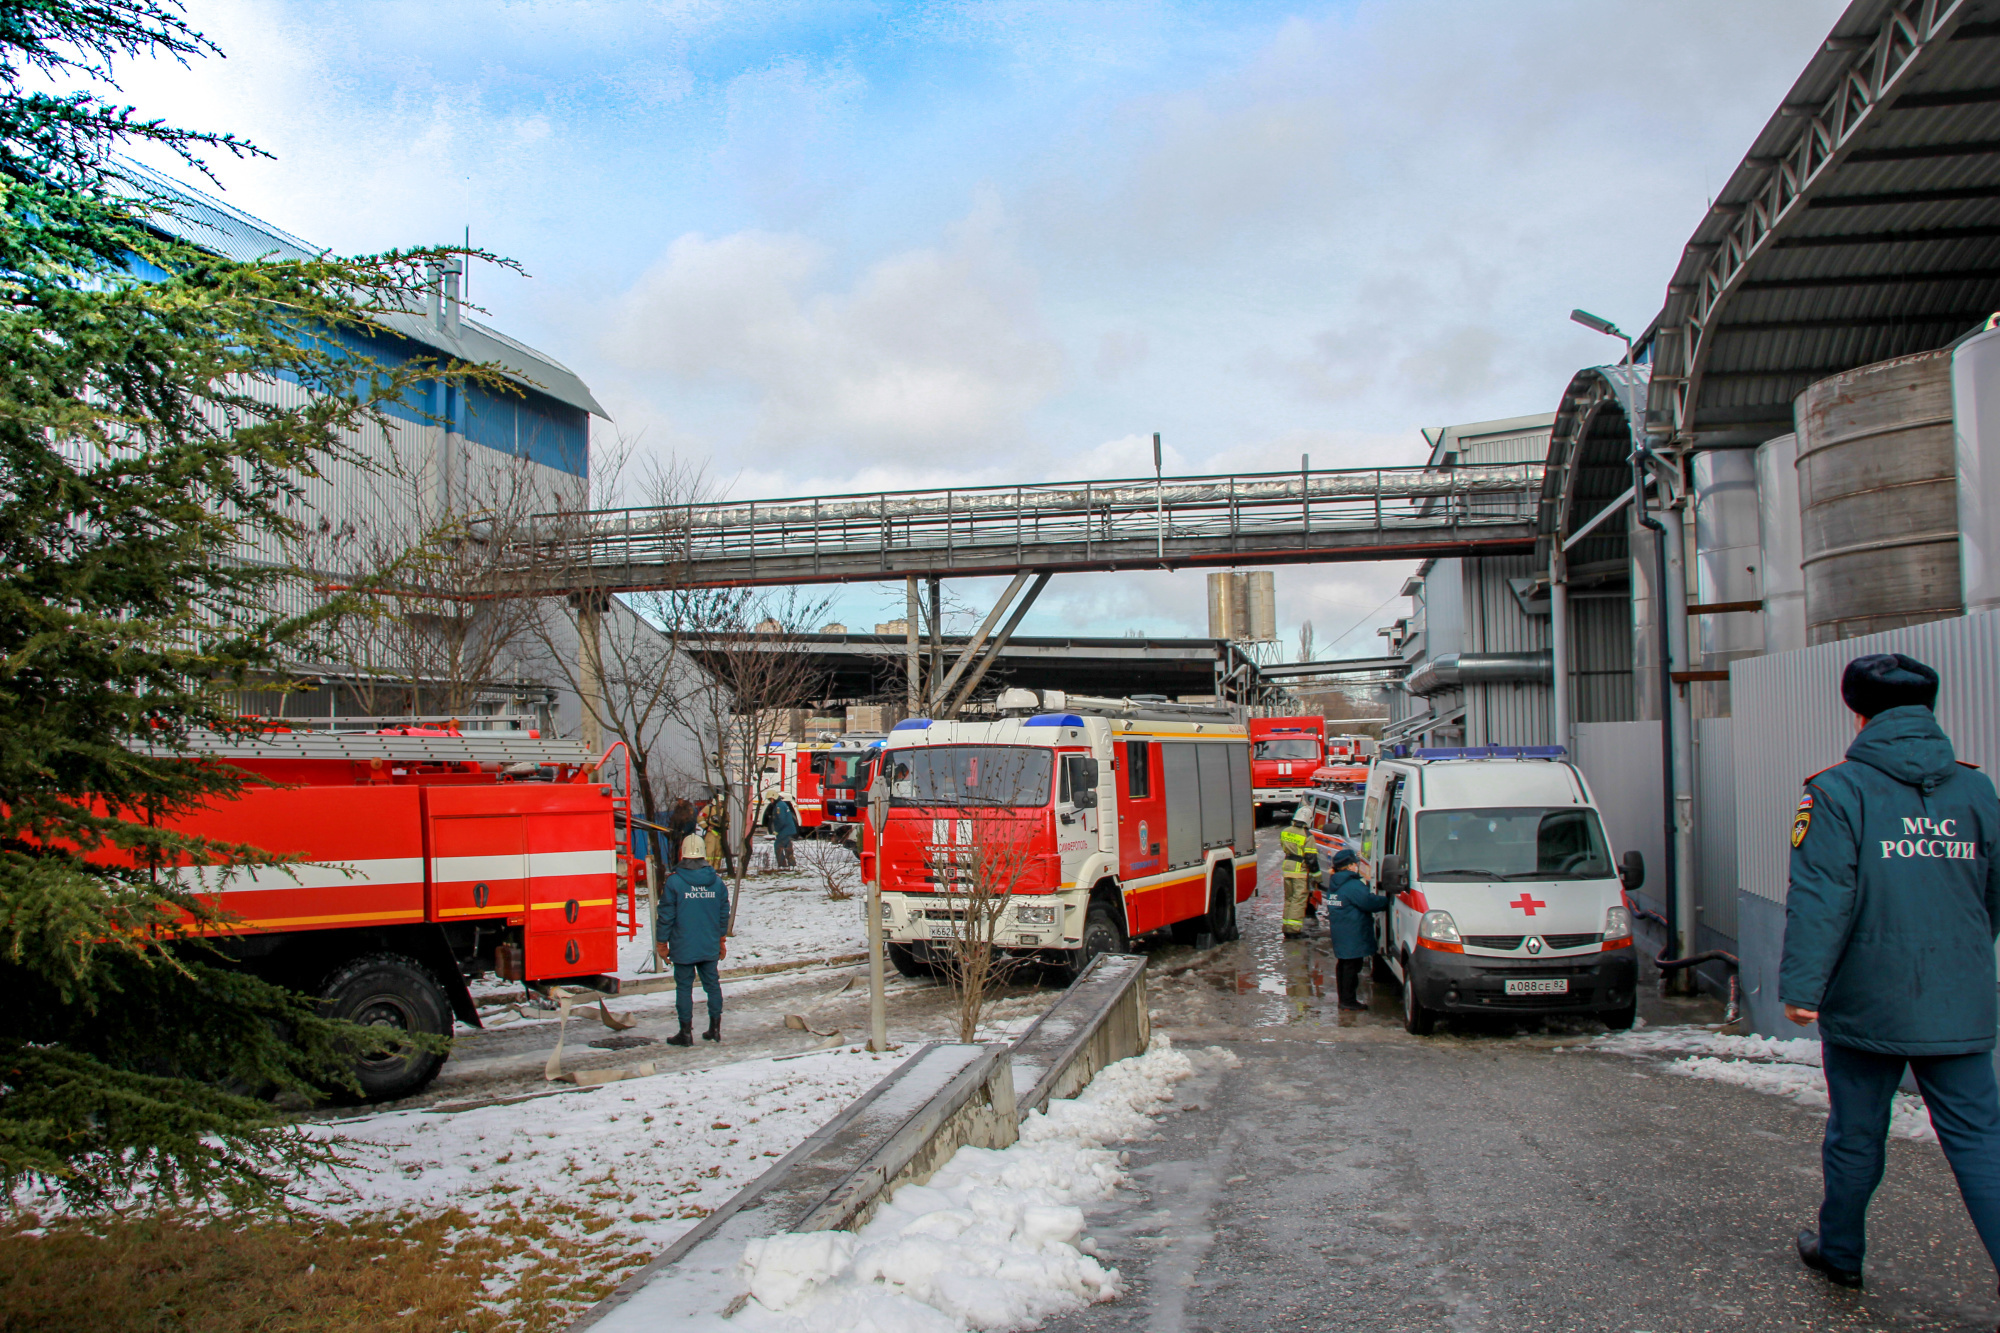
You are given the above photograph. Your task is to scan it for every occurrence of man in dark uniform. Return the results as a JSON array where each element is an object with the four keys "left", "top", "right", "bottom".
[
  {"left": 658, "top": 833, "right": 731, "bottom": 1046},
  {"left": 1783, "top": 653, "right": 2000, "bottom": 1292},
  {"left": 1325, "top": 848, "right": 1389, "bottom": 1011}
]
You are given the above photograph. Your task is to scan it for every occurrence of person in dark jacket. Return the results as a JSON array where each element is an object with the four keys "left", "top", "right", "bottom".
[
  {"left": 1325, "top": 847, "right": 1391, "bottom": 1011},
  {"left": 666, "top": 799, "right": 697, "bottom": 871},
  {"left": 766, "top": 794, "right": 800, "bottom": 869},
  {"left": 657, "top": 833, "right": 732, "bottom": 1046},
  {"left": 1783, "top": 653, "right": 2000, "bottom": 1290}
]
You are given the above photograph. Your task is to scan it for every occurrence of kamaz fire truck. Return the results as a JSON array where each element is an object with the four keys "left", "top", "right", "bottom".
[
  {"left": 127, "top": 724, "right": 639, "bottom": 1102},
  {"left": 866, "top": 690, "right": 1255, "bottom": 979},
  {"left": 1246, "top": 715, "right": 1327, "bottom": 817},
  {"left": 755, "top": 741, "right": 828, "bottom": 832},
  {"left": 810, "top": 736, "right": 884, "bottom": 832}
]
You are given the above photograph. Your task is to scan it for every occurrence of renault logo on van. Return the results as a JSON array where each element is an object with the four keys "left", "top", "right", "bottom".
[{"left": 1526, "top": 936, "right": 1543, "bottom": 955}]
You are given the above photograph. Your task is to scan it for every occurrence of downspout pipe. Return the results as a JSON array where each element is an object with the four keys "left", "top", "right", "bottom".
[{"left": 1633, "top": 445, "right": 1685, "bottom": 982}]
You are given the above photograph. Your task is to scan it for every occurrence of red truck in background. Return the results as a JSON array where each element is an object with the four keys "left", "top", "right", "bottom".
[
  {"left": 1246, "top": 715, "right": 1327, "bottom": 818},
  {"left": 810, "top": 737, "right": 884, "bottom": 834},
  {"left": 756, "top": 741, "right": 828, "bottom": 832},
  {"left": 115, "top": 724, "right": 640, "bottom": 1102}
]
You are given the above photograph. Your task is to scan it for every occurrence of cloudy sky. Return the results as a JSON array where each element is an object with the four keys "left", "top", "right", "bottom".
[{"left": 114, "top": 0, "right": 1844, "bottom": 652}]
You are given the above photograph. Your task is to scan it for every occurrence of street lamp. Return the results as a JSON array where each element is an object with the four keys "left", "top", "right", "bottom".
[{"left": 1569, "top": 308, "right": 1633, "bottom": 364}]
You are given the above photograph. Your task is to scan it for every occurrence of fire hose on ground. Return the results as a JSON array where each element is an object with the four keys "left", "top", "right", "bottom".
[{"left": 1628, "top": 901, "right": 1742, "bottom": 1027}]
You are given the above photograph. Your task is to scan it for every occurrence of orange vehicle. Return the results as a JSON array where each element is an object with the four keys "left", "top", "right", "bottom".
[{"left": 117, "top": 723, "right": 640, "bottom": 1101}]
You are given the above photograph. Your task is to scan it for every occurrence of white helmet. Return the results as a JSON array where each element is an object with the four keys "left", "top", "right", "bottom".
[{"left": 681, "top": 833, "right": 708, "bottom": 860}]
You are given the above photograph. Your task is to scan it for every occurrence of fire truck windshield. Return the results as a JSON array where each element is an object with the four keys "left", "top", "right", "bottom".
[
  {"left": 886, "top": 746, "right": 1053, "bottom": 809},
  {"left": 1415, "top": 807, "right": 1613, "bottom": 881},
  {"left": 1254, "top": 738, "right": 1320, "bottom": 761},
  {"left": 817, "top": 752, "right": 872, "bottom": 785}
]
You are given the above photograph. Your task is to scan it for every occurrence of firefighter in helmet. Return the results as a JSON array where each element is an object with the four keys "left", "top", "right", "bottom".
[{"left": 1280, "top": 804, "right": 1319, "bottom": 938}]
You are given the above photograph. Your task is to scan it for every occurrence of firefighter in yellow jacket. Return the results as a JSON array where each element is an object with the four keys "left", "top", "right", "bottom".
[{"left": 1281, "top": 805, "right": 1319, "bottom": 938}]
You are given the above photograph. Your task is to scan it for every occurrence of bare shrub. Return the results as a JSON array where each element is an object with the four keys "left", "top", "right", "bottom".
[{"left": 925, "top": 813, "right": 1039, "bottom": 1044}]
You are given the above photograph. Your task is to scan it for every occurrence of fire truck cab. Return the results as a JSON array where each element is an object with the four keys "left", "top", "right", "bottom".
[
  {"left": 810, "top": 737, "right": 884, "bottom": 833},
  {"left": 871, "top": 690, "right": 1255, "bottom": 981},
  {"left": 1246, "top": 716, "right": 1326, "bottom": 817},
  {"left": 755, "top": 741, "right": 827, "bottom": 833}
]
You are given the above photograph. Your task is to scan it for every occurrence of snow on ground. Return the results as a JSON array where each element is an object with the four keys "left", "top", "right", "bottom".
[
  {"left": 301, "top": 1044, "right": 908, "bottom": 1251},
  {"left": 615, "top": 842, "right": 868, "bottom": 979},
  {"left": 707, "top": 1037, "right": 1205, "bottom": 1333},
  {"left": 1587, "top": 1025, "right": 1937, "bottom": 1142}
]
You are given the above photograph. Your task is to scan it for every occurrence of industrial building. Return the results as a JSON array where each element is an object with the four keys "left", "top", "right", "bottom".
[
  {"left": 128, "top": 162, "right": 711, "bottom": 795},
  {"left": 1372, "top": 0, "right": 2000, "bottom": 1032}
]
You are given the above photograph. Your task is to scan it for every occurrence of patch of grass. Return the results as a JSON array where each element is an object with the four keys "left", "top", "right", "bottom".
[{"left": 0, "top": 1206, "right": 649, "bottom": 1333}]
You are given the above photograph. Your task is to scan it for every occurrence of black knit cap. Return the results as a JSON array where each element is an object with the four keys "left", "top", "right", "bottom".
[
  {"left": 1841, "top": 652, "right": 1940, "bottom": 719},
  {"left": 1331, "top": 847, "right": 1360, "bottom": 870}
]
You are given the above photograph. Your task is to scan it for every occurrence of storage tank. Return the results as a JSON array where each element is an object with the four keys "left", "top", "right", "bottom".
[
  {"left": 1952, "top": 325, "right": 2000, "bottom": 616},
  {"left": 1795, "top": 348, "right": 1961, "bottom": 644},
  {"left": 1754, "top": 433, "right": 1807, "bottom": 655},
  {"left": 1206, "top": 572, "right": 1241, "bottom": 640},
  {"left": 1244, "top": 571, "right": 1277, "bottom": 642},
  {"left": 1691, "top": 451, "right": 1763, "bottom": 716}
]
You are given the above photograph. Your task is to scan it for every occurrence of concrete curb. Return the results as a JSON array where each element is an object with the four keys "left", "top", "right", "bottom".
[{"left": 566, "top": 953, "right": 1151, "bottom": 1329}]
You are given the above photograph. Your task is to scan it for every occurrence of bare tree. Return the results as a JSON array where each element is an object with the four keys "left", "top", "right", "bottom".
[{"left": 925, "top": 812, "right": 1038, "bottom": 1043}]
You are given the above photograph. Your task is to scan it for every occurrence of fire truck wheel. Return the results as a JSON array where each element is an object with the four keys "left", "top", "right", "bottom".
[
  {"left": 1058, "top": 900, "right": 1128, "bottom": 983},
  {"left": 1205, "top": 868, "right": 1239, "bottom": 943},
  {"left": 887, "top": 941, "right": 937, "bottom": 979},
  {"left": 319, "top": 953, "right": 452, "bottom": 1103}
]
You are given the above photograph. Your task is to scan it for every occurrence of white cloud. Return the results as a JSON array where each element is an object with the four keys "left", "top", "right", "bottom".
[{"left": 603, "top": 199, "right": 1066, "bottom": 467}]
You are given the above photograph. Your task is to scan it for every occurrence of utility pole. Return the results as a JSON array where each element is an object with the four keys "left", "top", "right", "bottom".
[
  {"left": 905, "top": 575, "right": 920, "bottom": 717},
  {"left": 865, "top": 778, "right": 890, "bottom": 1052},
  {"left": 1153, "top": 431, "right": 1165, "bottom": 563}
]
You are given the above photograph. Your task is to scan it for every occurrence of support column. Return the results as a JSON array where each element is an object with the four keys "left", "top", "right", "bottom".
[
  {"left": 1666, "top": 492, "right": 1698, "bottom": 984},
  {"left": 1551, "top": 549, "right": 1570, "bottom": 753},
  {"left": 575, "top": 593, "right": 607, "bottom": 754},
  {"left": 905, "top": 576, "right": 921, "bottom": 717},
  {"left": 926, "top": 577, "right": 943, "bottom": 712}
]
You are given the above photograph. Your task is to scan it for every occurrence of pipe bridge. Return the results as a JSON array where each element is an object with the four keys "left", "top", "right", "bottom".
[{"left": 518, "top": 461, "right": 1544, "bottom": 591}]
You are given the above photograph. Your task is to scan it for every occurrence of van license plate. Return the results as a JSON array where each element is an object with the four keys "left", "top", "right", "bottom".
[{"left": 1505, "top": 978, "right": 1568, "bottom": 995}]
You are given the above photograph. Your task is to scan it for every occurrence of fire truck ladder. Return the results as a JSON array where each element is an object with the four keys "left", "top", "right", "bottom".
[{"left": 512, "top": 459, "right": 1544, "bottom": 592}]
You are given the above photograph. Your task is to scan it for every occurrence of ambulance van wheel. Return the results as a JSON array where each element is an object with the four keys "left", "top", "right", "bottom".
[
  {"left": 1401, "top": 958, "right": 1437, "bottom": 1036},
  {"left": 888, "top": 941, "right": 936, "bottom": 979},
  {"left": 1601, "top": 999, "right": 1637, "bottom": 1031},
  {"left": 1205, "top": 867, "right": 1239, "bottom": 943},
  {"left": 319, "top": 953, "right": 452, "bottom": 1103}
]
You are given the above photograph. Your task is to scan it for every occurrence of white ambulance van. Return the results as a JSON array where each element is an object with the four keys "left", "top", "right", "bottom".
[{"left": 1363, "top": 746, "right": 1644, "bottom": 1034}]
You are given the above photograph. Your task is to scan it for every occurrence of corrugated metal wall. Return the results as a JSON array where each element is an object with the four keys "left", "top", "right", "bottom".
[
  {"left": 1462, "top": 553, "right": 1552, "bottom": 746},
  {"left": 1570, "top": 594, "right": 1636, "bottom": 723},
  {"left": 1574, "top": 721, "right": 1666, "bottom": 920},
  {"left": 1695, "top": 717, "right": 1739, "bottom": 944},
  {"left": 1732, "top": 608, "right": 2000, "bottom": 905}
]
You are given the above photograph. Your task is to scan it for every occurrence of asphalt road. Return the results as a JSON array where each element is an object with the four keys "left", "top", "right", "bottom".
[{"left": 1042, "top": 826, "right": 2000, "bottom": 1333}]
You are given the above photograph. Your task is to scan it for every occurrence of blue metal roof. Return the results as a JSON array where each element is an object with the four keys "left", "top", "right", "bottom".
[{"left": 116, "top": 158, "right": 608, "bottom": 421}]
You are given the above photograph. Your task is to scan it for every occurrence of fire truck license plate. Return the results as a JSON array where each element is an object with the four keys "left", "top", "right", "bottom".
[
  {"left": 927, "top": 923, "right": 955, "bottom": 939},
  {"left": 1504, "top": 978, "right": 1568, "bottom": 995}
]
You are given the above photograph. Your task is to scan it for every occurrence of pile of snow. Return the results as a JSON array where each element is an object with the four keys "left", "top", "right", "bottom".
[
  {"left": 722, "top": 1037, "right": 1200, "bottom": 1333},
  {"left": 1588, "top": 1025, "right": 1936, "bottom": 1143},
  {"left": 300, "top": 1045, "right": 907, "bottom": 1249}
]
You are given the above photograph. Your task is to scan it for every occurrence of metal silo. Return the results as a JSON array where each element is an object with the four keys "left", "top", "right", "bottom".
[
  {"left": 1953, "top": 326, "right": 2000, "bottom": 617},
  {"left": 1795, "top": 348, "right": 1961, "bottom": 644},
  {"left": 1755, "top": 433, "right": 1807, "bottom": 655},
  {"left": 1245, "top": 571, "right": 1277, "bottom": 643},
  {"left": 1691, "top": 451, "right": 1763, "bottom": 716}
]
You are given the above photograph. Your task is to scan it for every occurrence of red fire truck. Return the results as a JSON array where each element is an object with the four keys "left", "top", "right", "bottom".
[
  {"left": 756, "top": 741, "right": 828, "bottom": 832},
  {"left": 866, "top": 690, "right": 1255, "bottom": 980},
  {"left": 1246, "top": 715, "right": 1327, "bottom": 817},
  {"left": 809, "top": 737, "right": 884, "bottom": 833},
  {"left": 124, "top": 724, "right": 639, "bottom": 1102}
]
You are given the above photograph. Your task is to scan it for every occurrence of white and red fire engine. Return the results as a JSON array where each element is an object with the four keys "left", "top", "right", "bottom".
[
  {"left": 119, "top": 723, "right": 639, "bottom": 1101},
  {"left": 865, "top": 690, "right": 1255, "bottom": 979},
  {"left": 1246, "top": 715, "right": 1327, "bottom": 815},
  {"left": 755, "top": 741, "right": 828, "bottom": 832},
  {"left": 809, "top": 737, "right": 884, "bottom": 831}
]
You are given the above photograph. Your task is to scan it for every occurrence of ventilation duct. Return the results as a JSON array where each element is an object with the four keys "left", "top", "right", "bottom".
[{"left": 1404, "top": 651, "right": 1552, "bottom": 698}]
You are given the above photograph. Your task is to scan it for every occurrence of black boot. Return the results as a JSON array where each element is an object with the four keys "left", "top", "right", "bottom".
[
  {"left": 667, "top": 1023, "right": 694, "bottom": 1047},
  {"left": 703, "top": 1018, "right": 722, "bottom": 1043},
  {"left": 1797, "top": 1230, "right": 1863, "bottom": 1288}
]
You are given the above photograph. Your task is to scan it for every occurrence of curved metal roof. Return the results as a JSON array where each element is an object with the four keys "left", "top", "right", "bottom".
[
  {"left": 1539, "top": 363, "right": 1650, "bottom": 577},
  {"left": 118, "top": 158, "right": 609, "bottom": 420},
  {"left": 1647, "top": 0, "right": 2000, "bottom": 445}
]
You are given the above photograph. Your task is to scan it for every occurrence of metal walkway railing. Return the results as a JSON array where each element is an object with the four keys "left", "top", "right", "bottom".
[{"left": 515, "top": 461, "right": 1544, "bottom": 591}]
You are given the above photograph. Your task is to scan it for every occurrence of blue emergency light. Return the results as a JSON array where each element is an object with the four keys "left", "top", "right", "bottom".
[{"left": 1394, "top": 744, "right": 1568, "bottom": 760}]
